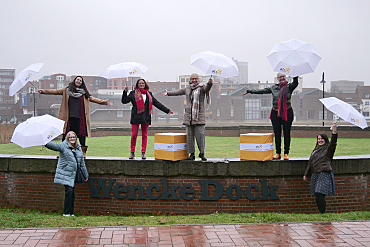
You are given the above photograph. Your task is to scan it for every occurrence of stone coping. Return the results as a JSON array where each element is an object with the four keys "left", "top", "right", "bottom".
[{"left": 1, "top": 154, "right": 369, "bottom": 177}]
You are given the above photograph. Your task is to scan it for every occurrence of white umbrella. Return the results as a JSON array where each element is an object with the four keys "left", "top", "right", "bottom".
[
  {"left": 320, "top": 97, "right": 368, "bottom": 129},
  {"left": 11, "top": 114, "right": 65, "bottom": 148},
  {"left": 191, "top": 51, "right": 239, "bottom": 78},
  {"left": 100, "top": 62, "right": 149, "bottom": 79},
  {"left": 9, "top": 63, "right": 44, "bottom": 96},
  {"left": 267, "top": 39, "right": 321, "bottom": 77}
]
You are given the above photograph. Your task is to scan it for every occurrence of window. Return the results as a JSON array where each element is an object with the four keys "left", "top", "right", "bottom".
[
  {"left": 217, "top": 109, "right": 220, "bottom": 117},
  {"left": 0, "top": 77, "right": 12, "bottom": 82},
  {"left": 319, "top": 110, "right": 328, "bottom": 119},
  {"left": 363, "top": 112, "right": 369, "bottom": 117},
  {"left": 56, "top": 75, "right": 64, "bottom": 81},
  {"left": 231, "top": 108, "right": 233, "bottom": 117},
  {"left": 181, "top": 78, "right": 185, "bottom": 82},
  {"left": 365, "top": 101, "right": 369, "bottom": 105},
  {"left": 186, "top": 78, "right": 189, "bottom": 82},
  {"left": 307, "top": 110, "right": 315, "bottom": 119},
  {"left": 117, "top": 111, "right": 123, "bottom": 117},
  {"left": 260, "top": 110, "right": 269, "bottom": 119},
  {"left": 50, "top": 84, "right": 54, "bottom": 88},
  {"left": 90, "top": 84, "right": 93, "bottom": 87},
  {"left": 108, "top": 81, "right": 112, "bottom": 86},
  {"left": 365, "top": 94, "right": 369, "bottom": 98},
  {"left": 114, "top": 81, "right": 117, "bottom": 86}
]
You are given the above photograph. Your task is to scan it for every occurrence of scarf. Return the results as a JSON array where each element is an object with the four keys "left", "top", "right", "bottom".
[
  {"left": 277, "top": 81, "right": 288, "bottom": 121},
  {"left": 135, "top": 88, "right": 152, "bottom": 115},
  {"left": 66, "top": 87, "right": 85, "bottom": 98},
  {"left": 190, "top": 82, "right": 210, "bottom": 122}
]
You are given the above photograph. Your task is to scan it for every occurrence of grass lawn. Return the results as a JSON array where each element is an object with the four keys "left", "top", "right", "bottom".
[
  {"left": 0, "top": 136, "right": 369, "bottom": 158},
  {"left": 1, "top": 206, "right": 370, "bottom": 228}
]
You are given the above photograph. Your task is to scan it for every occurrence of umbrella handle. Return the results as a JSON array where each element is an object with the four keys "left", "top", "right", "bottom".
[{"left": 330, "top": 119, "right": 339, "bottom": 130}]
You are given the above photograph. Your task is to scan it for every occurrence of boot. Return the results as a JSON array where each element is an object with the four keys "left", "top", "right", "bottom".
[
  {"left": 284, "top": 154, "right": 289, "bottom": 160},
  {"left": 129, "top": 152, "right": 135, "bottom": 159},
  {"left": 187, "top": 153, "right": 195, "bottom": 160},
  {"left": 199, "top": 153, "right": 207, "bottom": 161},
  {"left": 81, "top": 146, "right": 88, "bottom": 158},
  {"left": 141, "top": 152, "right": 146, "bottom": 159}
]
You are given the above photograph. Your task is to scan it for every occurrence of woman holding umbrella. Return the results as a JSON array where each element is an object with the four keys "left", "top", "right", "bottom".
[
  {"left": 303, "top": 122, "right": 337, "bottom": 214},
  {"left": 163, "top": 73, "right": 213, "bottom": 161},
  {"left": 243, "top": 73, "right": 298, "bottom": 160},
  {"left": 122, "top": 78, "right": 173, "bottom": 159},
  {"left": 45, "top": 131, "right": 88, "bottom": 216},
  {"left": 39, "top": 76, "right": 109, "bottom": 157}
]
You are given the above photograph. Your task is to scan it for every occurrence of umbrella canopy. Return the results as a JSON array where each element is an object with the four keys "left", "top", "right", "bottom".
[
  {"left": 267, "top": 39, "right": 321, "bottom": 77},
  {"left": 191, "top": 51, "right": 239, "bottom": 78},
  {"left": 100, "top": 62, "right": 149, "bottom": 79},
  {"left": 9, "top": 63, "right": 45, "bottom": 96},
  {"left": 320, "top": 97, "right": 368, "bottom": 129},
  {"left": 11, "top": 114, "right": 65, "bottom": 148}
]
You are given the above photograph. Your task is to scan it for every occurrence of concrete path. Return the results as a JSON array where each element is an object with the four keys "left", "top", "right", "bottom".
[{"left": 2, "top": 221, "right": 370, "bottom": 246}]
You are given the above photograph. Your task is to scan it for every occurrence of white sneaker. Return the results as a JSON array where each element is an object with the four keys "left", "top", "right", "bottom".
[
  {"left": 63, "top": 214, "right": 70, "bottom": 217},
  {"left": 71, "top": 214, "right": 75, "bottom": 217}
]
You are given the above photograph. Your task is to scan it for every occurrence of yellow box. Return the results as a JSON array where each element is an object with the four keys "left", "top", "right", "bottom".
[
  {"left": 240, "top": 133, "right": 274, "bottom": 161},
  {"left": 154, "top": 133, "right": 188, "bottom": 161}
]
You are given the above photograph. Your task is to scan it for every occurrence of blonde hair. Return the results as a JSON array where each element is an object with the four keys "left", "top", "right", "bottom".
[
  {"left": 65, "top": 131, "right": 78, "bottom": 149},
  {"left": 189, "top": 73, "right": 199, "bottom": 83}
]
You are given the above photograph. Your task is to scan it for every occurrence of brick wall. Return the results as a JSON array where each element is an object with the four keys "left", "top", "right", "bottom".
[{"left": 1, "top": 155, "right": 370, "bottom": 214}]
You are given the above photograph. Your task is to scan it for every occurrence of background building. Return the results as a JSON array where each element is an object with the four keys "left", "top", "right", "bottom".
[
  {"left": 0, "top": 69, "right": 16, "bottom": 122},
  {"left": 330, "top": 80, "right": 364, "bottom": 93}
]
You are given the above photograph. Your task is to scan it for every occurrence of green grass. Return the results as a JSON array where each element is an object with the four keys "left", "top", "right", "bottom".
[
  {"left": 0, "top": 136, "right": 369, "bottom": 158},
  {"left": 1, "top": 207, "right": 370, "bottom": 228}
]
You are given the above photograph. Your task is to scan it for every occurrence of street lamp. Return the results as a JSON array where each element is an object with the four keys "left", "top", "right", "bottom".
[{"left": 320, "top": 72, "right": 326, "bottom": 126}]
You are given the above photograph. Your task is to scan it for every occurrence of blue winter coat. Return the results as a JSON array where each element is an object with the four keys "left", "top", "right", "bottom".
[{"left": 45, "top": 140, "right": 89, "bottom": 187}]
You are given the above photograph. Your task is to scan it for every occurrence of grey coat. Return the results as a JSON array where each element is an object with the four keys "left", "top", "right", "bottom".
[
  {"left": 167, "top": 82, "right": 212, "bottom": 125},
  {"left": 45, "top": 140, "right": 89, "bottom": 187}
]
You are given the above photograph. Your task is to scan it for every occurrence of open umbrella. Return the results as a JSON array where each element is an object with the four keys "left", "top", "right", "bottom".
[
  {"left": 100, "top": 62, "right": 149, "bottom": 79},
  {"left": 319, "top": 97, "right": 368, "bottom": 129},
  {"left": 9, "top": 63, "right": 45, "bottom": 96},
  {"left": 267, "top": 39, "right": 321, "bottom": 77},
  {"left": 11, "top": 114, "right": 65, "bottom": 148},
  {"left": 191, "top": 51, "right": 239, "bottom": 78}
]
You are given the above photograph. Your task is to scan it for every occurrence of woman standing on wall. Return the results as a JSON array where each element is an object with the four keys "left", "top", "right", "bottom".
[
  {"left": 121, "top": 78, "right": 173, "bottom": 159},
  {"left": 39, "top": 76, "right": 109, "bottom": 157},
  {"left": 303, "top": 122, "right": 337, "bottom": 214},
  {"left": 45, "top": 131, "right": 88, "bottom": 216},
  {"left": 243, "top": 73, "right": 298, "bottom": 160}
]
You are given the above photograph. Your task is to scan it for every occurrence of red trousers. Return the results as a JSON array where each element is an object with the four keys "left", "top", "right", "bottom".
[{"left": 131, "top": 123, "right": 149, "bottom": 153}]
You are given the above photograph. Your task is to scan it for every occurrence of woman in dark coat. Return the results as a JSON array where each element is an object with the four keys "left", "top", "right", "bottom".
[
  {"left": 303, "top": 122, "right": 337, "bottom": 214},
  {"left": 121, "top": 78, "right": 173, "bottom": 159},
  {"left": 243, "top": 73, "right": 298, "bottom": 160}
]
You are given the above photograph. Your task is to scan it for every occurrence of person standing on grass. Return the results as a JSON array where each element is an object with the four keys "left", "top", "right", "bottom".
[
  {"left": 39, "top": 76, "right": 109, "bottom": 158},
  {"left": 243, "top": 73, "right": 298, "bottom": 160},
  {"left": 121, "top": 78, "right": 173, "bottom": 159},
  {"left": 45, "top": 131, "right": 88, "bottom": 217},
  {"left": 303, "top": 122, "right": 337, "bottom": 214},
  {"left": 162, "top": 73, "right": 213, "bottom": 161}
]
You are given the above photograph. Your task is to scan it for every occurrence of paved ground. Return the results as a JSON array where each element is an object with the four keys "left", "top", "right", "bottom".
[{"left": 2, "top": 221, "right": 370, "bottom": 246}]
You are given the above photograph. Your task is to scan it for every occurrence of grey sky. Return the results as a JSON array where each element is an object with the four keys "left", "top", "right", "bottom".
[{"left": 1, "top": 0, "right": 369, "bottom": 89}]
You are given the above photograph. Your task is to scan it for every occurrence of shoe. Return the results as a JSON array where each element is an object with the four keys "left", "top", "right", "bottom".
[
  {"left": 81, "top": 146, "right": 88, "bottom": 158},
  {"left": 141, "top": 152, "right": 146, "bottom": 159},
  {"left": 199, "top": 153, "right": 207, "bottom": 161},
  {"left": 187, "top": 153, "right": 195, "bottom": 160},
  {"left": 63, "top": 214, "right": 70, "bottom": 217},
  {"left": 129, "top": 152, "right": 135, "bottom": 159},
  {"left": 284, "top": 154, "right": 289, "bottom": 160},
  {"left": 272, "top": 154, "right": 281, "bottom": 159},
  {"left": 71, "top": 214, "right": 75, "bottom": 217}
]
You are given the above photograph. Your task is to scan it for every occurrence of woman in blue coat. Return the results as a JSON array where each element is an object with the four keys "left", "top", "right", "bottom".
[{"left": 45, "top": 131, "right": 88, "bottom": 216}]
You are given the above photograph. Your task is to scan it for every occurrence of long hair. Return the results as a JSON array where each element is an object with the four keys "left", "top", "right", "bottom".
[
  {"left": 68, "top": 76, "right": 91, "bottom": 98},
  {"left": 313, "top": 133, "right": 329, "bottom": 151},
  {"left": 65, "top": 131, "right": 78, "bottom": 149},
  {"left": 135, "top": 78, "right": 149, "bottom": 90}
]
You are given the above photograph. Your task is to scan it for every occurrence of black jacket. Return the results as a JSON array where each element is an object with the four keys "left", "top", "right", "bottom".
[
  {"left": 121, "top": 90, "right": 170, "bottom": 125},
  {"left": 304, "top": 133, "right": 338, "bottom": 176}
]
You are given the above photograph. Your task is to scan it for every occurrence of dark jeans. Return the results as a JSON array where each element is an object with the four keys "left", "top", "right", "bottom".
[
  {"left": 270, "top": 108, "right": 294, "bottom": 155},
  {"left": 62, "top": 117, "right": 86, "bottom": 147},
  {"left": 64, "top": 185, "right": 75, "bottom": 215}
]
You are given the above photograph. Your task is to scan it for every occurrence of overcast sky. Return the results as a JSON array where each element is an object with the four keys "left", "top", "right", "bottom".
[{"left": 1, "top": 0, "right": 369, "bottom": 89}]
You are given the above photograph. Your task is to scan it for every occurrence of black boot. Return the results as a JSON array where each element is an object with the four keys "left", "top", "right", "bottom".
[
  {"left": 187, "top": 153, "right": 195, "bottom": 160},
  {"left": 199, "top": 153, "right": 207, "bottom": 161}
]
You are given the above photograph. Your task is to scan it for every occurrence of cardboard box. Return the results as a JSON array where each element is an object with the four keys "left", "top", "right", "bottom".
[
  {"left": 154, "top": 133, "right": 188, "bottom": 161},
  {"left": 240, "top": 133, "right": 274, "bottom": 161}
]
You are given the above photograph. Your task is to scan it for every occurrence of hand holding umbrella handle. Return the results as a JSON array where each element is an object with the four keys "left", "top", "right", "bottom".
[
  {"left": 242, "top": 89, "right": 251, "bottom": 95},
  {"left": 162, "top": 90, "right": 168, "bottom": 96},
  {"left": 168, "top": 110, "right": 173, "bottom": 115},
  {"left": 208, "top": 78, "right": 213, "bottom": 84},
  {"left": 124, "top": 82, "right": 129, "bottom": 92},
  {"left": 38, "top": 90, "right": 43, "bottom": 94},
  {"left": 331, "top": 122, "right": 337, "bottom": 134}
]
